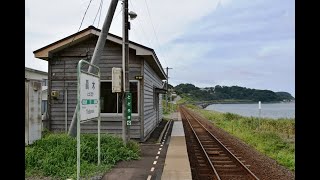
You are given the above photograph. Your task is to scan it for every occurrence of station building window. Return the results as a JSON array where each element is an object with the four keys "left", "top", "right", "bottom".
[
  {"left": 42, "top": 79, "right": 48, "bottom": 86},
  {"left": 41, "top": 100, "right": 47, "bottom": 115},
  {"left": 100, "top": 81, "right": 138, "bottom": 114}
]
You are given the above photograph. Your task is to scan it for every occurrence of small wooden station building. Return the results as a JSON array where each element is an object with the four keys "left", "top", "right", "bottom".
[{"left": 33, "top": 26, "right": 167, "bottom": 141}]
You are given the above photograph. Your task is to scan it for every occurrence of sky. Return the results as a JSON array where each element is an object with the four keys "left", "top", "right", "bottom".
[{"left": 26, "top": 0, "right": 295, "bottom": 96}]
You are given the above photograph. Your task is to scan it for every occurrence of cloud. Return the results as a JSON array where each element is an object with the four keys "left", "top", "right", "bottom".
[
  {"left": 26, "top": 0, "right": 223, "bottom": 70},
  {"left": 26, "top": 0, "right": 295, "bottom": 95},
  {"left": 165, "top": 0, "right": 294, "bottom": 95}
]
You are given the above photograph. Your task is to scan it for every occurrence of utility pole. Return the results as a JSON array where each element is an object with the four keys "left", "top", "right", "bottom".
[
  {"left": 68, "top": 0, "right": 118, "bottom": 137},
  {"left": 165, "top": 67, "right": 172, "bottom": 112},
  {"left": 122, "top": 0, "right": 129, "bottom": 144}
]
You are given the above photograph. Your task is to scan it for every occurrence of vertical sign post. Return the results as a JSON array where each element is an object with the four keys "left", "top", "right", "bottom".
[
  {"left": 77, "top": 60, "right": 100, "bottom": 180},
  {"left": 258, "top": 101, "right": 261, "bottom": 130},
  {"left": 170, "top": 91, "right": 173, "bottom": 112},
  {"left": 126, "top": 92, "right": 132, "bottom": 126}
]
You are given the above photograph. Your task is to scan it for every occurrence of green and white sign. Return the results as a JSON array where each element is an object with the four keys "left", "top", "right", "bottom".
[
  {"left": 79, "top": 73, "right": 100, "bottom": 121},
  {"left": 126, "top": 92, "right": 132, "bottom": 126}
]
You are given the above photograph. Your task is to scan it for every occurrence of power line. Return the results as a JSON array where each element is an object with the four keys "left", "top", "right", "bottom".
[
  {"left": 77, "top": 0, "right": 94, "bottom": 33},
  {"left": 98, "top": 0, "right": 103, "bottom": 28},
  {"left": 129, "top": 0, "right": 153, "bottom": 48},
  {"left": 114, "top": 7, "right": 122, "bottom": 20},
  {"left": 93, "top": 0, "right": 104, "bottom": 28},
  {"left": 143, "top": 0, "right": 168, "bottom": 67},
  {"left": 67, "top": 0, "right": 94, "bottom": 49}
]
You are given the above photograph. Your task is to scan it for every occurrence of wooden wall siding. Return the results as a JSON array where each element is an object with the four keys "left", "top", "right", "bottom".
[
  {"left": 143, "top": 60, "right": 163, "bottom": 138},
  {"left": 49, "top": 38, "right": 142, "bottom": 139},
  {"left": 139, "top": 58, "right": 145, "bottom": 141}
]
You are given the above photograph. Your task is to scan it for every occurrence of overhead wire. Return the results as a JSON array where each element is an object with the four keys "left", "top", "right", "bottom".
[
  {"left": 93, "top": 0, "right": 104, "bottom": 28},
  {"left": 114, "top": 6, "right": 123, "bottom": 20},
  {"left": 67, "top": 0, "right": 94, "bottom": 49},
  {"left": 142, "top": 0, "right": 168, "bottom": 67},
  {"left": 65, "top": 0, "right": 170, "bottom": 68},
  {"left": 77, "top": 0, "right": 94, "bottom": 32},
  {"left": 97, "top": 0, "right": 103, "bottom": 28},
  {"left": 129, "top": 0, "right": 153, "bottom": 48}
]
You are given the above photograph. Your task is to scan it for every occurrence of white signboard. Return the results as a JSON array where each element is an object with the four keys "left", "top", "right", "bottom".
[
  {"left": 79, "top": 73, "right": 100, "bottom": 121},
  {"left": 112, "top": 67, "right": 122, "bottom": 93},
  {"left": 258, "top": 101, "right": 261, "bottom": 109}
]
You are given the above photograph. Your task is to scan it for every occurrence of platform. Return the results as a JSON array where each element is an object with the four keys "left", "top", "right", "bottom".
[{"left": 161, "top": 112, "right": 192, "bottom": 180}]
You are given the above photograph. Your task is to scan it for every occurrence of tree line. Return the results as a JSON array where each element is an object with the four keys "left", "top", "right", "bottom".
[{"left": 173, "top": 83, "right": 294, "bottom": 102}]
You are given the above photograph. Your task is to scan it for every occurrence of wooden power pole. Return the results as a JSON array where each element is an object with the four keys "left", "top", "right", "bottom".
[{"left": 122, "top": 0, "right": 129, "bottom": 144}]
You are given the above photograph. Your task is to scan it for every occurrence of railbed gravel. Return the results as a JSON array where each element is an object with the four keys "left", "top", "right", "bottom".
[{"left": 190, "top": 109, "right": 295, "bottom": 180}]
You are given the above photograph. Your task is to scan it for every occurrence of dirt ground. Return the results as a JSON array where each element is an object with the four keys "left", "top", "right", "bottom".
[{"left": 101, "top": 119, "right": 173, "bottom": 180}]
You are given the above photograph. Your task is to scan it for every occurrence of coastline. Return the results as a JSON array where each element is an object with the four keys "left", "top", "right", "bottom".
[{"left": 197, "top": 100, "right": 294, "bottom": 109}]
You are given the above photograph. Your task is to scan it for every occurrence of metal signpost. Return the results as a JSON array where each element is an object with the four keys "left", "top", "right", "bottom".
[
  {"left": 126, "top": 92, "right": 132, "bottom": 126},
  {"left": 258, "top": 101, "right": 261, "bottom": 118},
  {"left": 258, "top": 101, "right": 261, "bottom": 130},
  {"left": 77, "top": 60, "right": 101, "bottom": 180}
]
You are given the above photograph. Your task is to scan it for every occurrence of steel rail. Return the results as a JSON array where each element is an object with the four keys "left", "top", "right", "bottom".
[{"left": 180, "top": 105, "right": 259, "bottom": 180}]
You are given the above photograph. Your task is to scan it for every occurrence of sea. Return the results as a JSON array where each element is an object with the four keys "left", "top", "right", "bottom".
[{"left": 205, "top": 102, "right": 295, "bottom": 119}]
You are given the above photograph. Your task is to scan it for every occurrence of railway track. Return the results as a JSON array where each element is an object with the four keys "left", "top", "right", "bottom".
[{"left": 179, "top": 106, "right": 259, "bottom": 180}]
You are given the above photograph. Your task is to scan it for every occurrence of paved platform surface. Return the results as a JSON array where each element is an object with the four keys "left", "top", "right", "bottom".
[
  {"left": 163, "top": 112, "right": 179, "bottom": 121},
  {"left": 101, "top": 143, "right": 169, "bottom": 180},
  {"left": 161, "top": 111, "right": 192, "bottom": 180},
  {"left": 101, "top": 119, "right": 173, "bottom": 180}
]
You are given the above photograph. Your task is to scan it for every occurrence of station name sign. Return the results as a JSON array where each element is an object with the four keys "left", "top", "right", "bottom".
[{"left": 79, "top": 73, "right": 100, "bottom": 121}]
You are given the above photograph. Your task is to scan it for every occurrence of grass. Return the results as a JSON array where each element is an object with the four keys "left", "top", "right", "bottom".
[
  {"left": 162, "top": 100, "right": 178, "bottom": 115},
  {"left": 187, "top": 105, "right": 295, "bottom": 171},
  {"left": 25, "top": 132, "right": 140, "bottom": 179}
]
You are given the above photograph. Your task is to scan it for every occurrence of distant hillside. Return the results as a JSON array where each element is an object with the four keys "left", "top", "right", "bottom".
[
  {"left": 174, "top": 83, "right": 294, "bottom": 102},
  {"left": 276, "top": 92, "right": 295, "bottom": 100}
]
